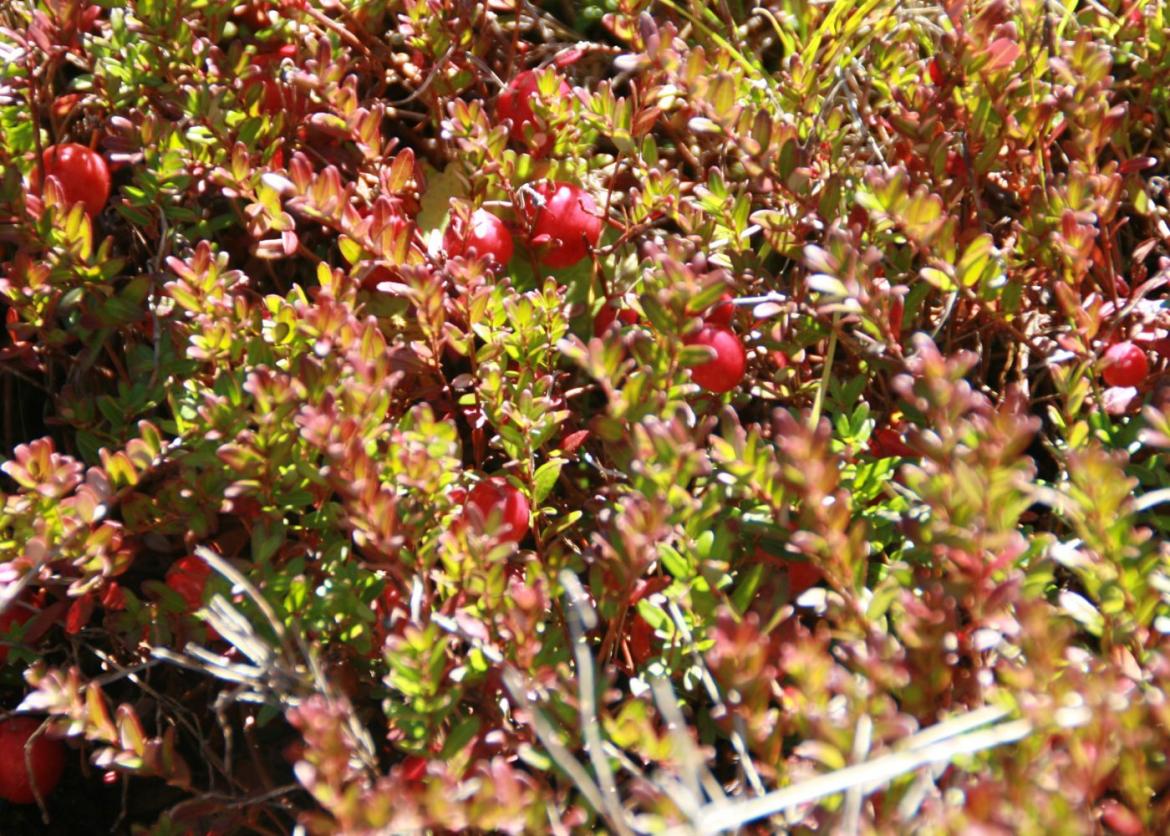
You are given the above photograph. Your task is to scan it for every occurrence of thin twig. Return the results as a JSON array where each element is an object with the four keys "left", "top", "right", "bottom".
[
  {"left": 561, "top": 569, "right": 635, "bottom": 836},
  {"left": 667, "top": 602, "right": 767, "bottom": 798},
  {"left": 692, "top": 712, "right": 1032, "bottom": 835},
  {"left": 501, "top": 667, "right": 610, "bottom": 819},
  {"left": 809, "top": 311, "right": 840, "bottom": 430},
  {"left": 650, "top": 677, "right": 726, "bottom": 805},
  {"left": 841, "top": 714, "right": 873, "bottom": 834}
]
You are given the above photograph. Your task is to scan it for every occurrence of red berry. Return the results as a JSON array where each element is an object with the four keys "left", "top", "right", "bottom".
[
  {"left": 246, "top": 44, "right": 298, "bottom": 114},
  {"left": 1102, "top": 341, "right": 1149, "bottom": 388},
  {"left": 704, "top": 293, "right": 735, "bottom": 328},
  {"left": 868, "top": 427, "right": 915, "bottom": 459},
  {"left": 166, "top": 556, "right": 212, "bottom": 611},
  {"left": 400, "top": 755, "right": 428, "bottom": 783},
  {"left": 593, "top": 301, "right": 638, "bottom": 337},
  {"left": 444, "top": 209, "right": 513, "bottom": 267},
  {"left": 526, "top": 182, "right": 602, "bottom": 269},
  {"left": 33, "top": 143, "right": 110, "bottom": 215},
  {"left": 361, "top": 265, "right": 394, "bottom": 291},
  {"left": 253, "top": 43, "right": 297, "bottom": 66},
  {"left": 752, "top": 547, "right": 821, "bottom": 598},
  {"left": 927, "top": 58, "right": 944, "bottom": 86},
  {"left": 785, "top": 560, "right": 822, "bottom": 597},
  {"left": 685, "top": 325, "right": 746, "bottom": 393},
  {"left": 628, "top": 613, "right": 654, "bottom": 666},
  {"left": 0, "top": 716, "right": 65, "bottom": 805},
  {"left": 496, "top": 69, "right": 571, "bottom": 156},
  {"left": 465, "top": 477, "right": 530, "bottom": 543}
]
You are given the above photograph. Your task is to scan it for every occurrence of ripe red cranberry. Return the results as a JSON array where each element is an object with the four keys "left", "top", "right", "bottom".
[
  {"left": 1102, "top": 341, "right": 1149, "bottom": 388},
  {"left": 400, "top": 755, "right": 428, "bottom": 783},
  {"left": 704, "top": 293, "right": 735, "bottom": 328},
  {"left": 525, "top": 182, "right": 602, "bottom": 269},
  {"left": 785, "top": 560, "right": 822, "bottom": 597},
  {"left": 753, "top": 547, "right": 821, "bottom": 598},
  {"left": 927, "top": 58, "right": 944, "bottom": 85},
  {"left": 465, "top": 477, "right": 530, "bottom": 543},
  {"left": 685, "top": 325, "right": 746, "bottom": 393},
  {"left": 33, "top": 143, "right": 110, "bottom": 215},
  {"left": 496, "top": 69, "right": 571, "bottom": 155},
  {"left": 627, "top": 612, "right": 655, "bottom": 666},
  {"left": 444, "top": 209, "right": 513, "bottom": 267},
  {"left": 361, "top": 265, "right": 394, "bottom": 291},
  {"left": 593, "top": 301, "right": 638, "bottom": 336},
  {"left": 0, "top": 716, "right": 65, "bottom": 805},
  {"left": 868, "top": 427, "right": 915, "bottom": 459},
  {"left": 166, "top": 556, "right": 212, "bottom": 611}
]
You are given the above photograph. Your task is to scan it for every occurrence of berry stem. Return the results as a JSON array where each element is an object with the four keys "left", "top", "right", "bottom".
[{"left": 809, "top": 312, "right": 840, "bottom": 430}]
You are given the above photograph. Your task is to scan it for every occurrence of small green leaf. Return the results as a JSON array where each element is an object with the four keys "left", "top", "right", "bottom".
[
  {"left": 440, "top": 716, "right": 481, "bottom": 760},
  {"left": 532, "top": 459, "right": 564, "bottom": 505},
  {"left": 338, "top": 235, "right": 365, "bottom": 266},
  {"left": 919, "top": 266, "right": 954, "bottom": 291},
  {"left": 252, "top": 517, "right": 287, "bottom": 563},
  {"left": 660, "top": 544, "right": 692, "bottom": 579},
  {"left": 731, "top": 563, "right": 765, "bottom": 614}
]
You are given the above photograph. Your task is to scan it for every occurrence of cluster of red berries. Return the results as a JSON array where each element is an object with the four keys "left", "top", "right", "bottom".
[
  {"left": 496, "top": 69, "right": 571, "bottom": 157},
  {"left": 22, "top": 65, "right": 747, "bottom": 561},
  {"left": 457, "top": 68, "right": 747, "bottom": 394},
  {"left": 441, "top": 181, "right": 602, "bottom": 274},
  {"left": 438, "top": 69, "right": 601, "bottom": 273}
]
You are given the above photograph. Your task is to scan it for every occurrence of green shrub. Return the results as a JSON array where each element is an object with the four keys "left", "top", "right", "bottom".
[{"left": 3, "top": 0, "right": 1170, "bottom": 832}]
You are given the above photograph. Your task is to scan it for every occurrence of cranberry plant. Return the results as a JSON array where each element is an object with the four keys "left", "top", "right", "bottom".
[{"left": 3, "top": 0, "right": 1170, "bottom": 832}]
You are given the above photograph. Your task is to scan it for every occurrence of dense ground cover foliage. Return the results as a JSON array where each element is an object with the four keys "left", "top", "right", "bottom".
[{"left": 4, "top": 0, "right": 1170, "bottom": 832}]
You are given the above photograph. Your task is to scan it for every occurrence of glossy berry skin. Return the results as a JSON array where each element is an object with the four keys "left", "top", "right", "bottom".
[
  {"left": 34, "top": 143, "right": 110, "bottom": 215},
  {"left": 1102, "top": 341, "right": 1149, "bottom": 388},
  {"left": 785, "top": 560, "right": 822, "bottom": 598},
  {"left": 868, "top": 427, "right": 915, "bottom": 459},
  {"left": 685, "top": 325, "right": 746, "bottom": 393},
  {"left": 526, "top": 182, "right": 601, "bottom": 269},
  {"left": 593, "top": 302, "right": 639, "bottom": 337},
  {"left": 465, "top": 477, "right": 530, "bottom": 544},
  {"left": 166, "top": 556, "right": 212, "bottom": 611},
  {"left": 752, "top": 547, "right": 821, "bottom": 598},
  {"left": 0, "top": 716, "right": 65, "bottom": 805},
  {"left": 704, "top": 293, "right": 735, "bottom": 328},
  {"left": 496, "top": 69, "right": 571, "bottom": 155},
  {"left": 444, "top": 209, "right": 514, "bottom": 267}
]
